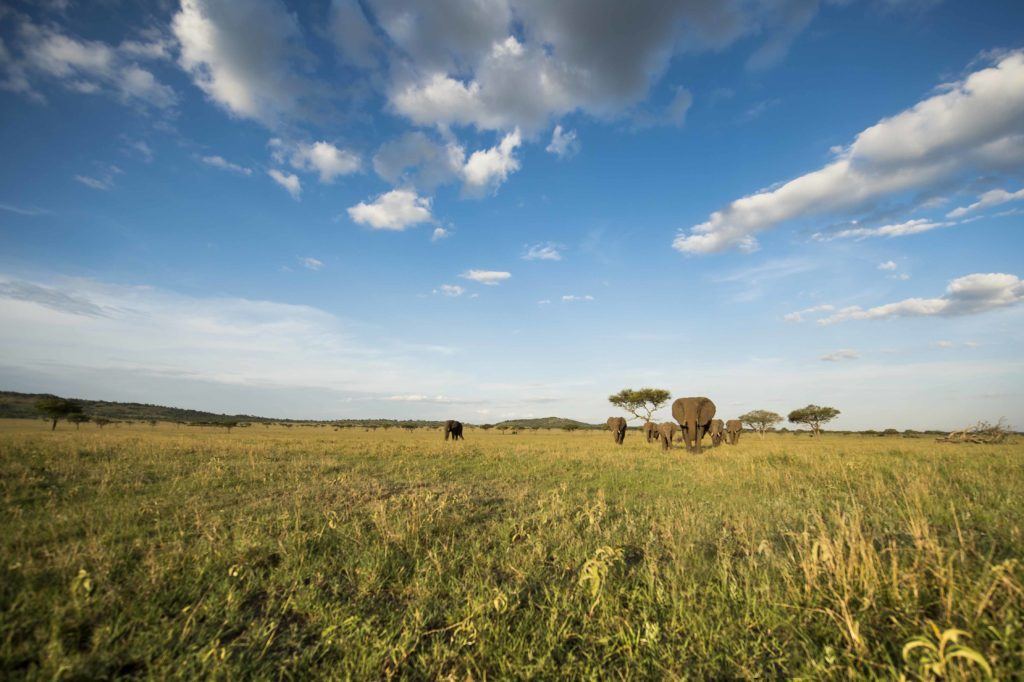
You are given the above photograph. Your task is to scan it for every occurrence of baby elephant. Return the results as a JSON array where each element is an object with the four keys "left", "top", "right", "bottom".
[
  {"left": 725, "top": 419, "right": 742, "bottom": 445},
  {"left": 657, "top": 422, "right": 677, "bottom": 451},
  {"left": 709, "top": 419, "right": 725, "bottom": 447},
  {"left": 642, "top": 421, "right": 658, "bottom": 443}
]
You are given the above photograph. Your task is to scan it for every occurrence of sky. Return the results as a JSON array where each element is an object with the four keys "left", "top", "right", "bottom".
[{"left": 1, "top": 0, "right": 1023, "bottom": 429}]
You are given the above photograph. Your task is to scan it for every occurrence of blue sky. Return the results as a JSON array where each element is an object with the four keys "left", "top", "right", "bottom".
[{"left": 1, "top": 0, "right": 1022, "bottom": 428}]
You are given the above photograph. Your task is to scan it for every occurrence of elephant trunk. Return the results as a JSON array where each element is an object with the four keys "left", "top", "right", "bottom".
[{"left": 688, "top": 417, "right": 699, "bottom": 452}]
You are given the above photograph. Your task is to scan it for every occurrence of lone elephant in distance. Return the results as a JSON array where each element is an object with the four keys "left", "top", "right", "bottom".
[
  {"left": 672, "top": 397, "right": 717, "bottom": 453},
  {"left": 657, "top": 422, "right": 677, "bottom": 451},
  {"left": 607, "top": 417, "right": 627, "bottom": 444},
  {"left": 726, "top": 419, "right": 742, "bottom": 445},
  {"left": 443, "top": 420, "right": 464, "bottom": 441},
  {"left": 709, "top": 419, "right": 725, "bottom": 447},
  {"left": 642, "top": 421, "right": 657, "bottom": 443}
]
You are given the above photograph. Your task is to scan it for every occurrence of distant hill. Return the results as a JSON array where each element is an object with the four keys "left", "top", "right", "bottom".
[
  {"left": 0, "top": 391, "right": 276, "bottom": 424},
  {"left": 491, "top": 417, "right": 602, "bottom": 430},
  {"left": 0, "top": 391, "right": 595, "bottom": 429}
]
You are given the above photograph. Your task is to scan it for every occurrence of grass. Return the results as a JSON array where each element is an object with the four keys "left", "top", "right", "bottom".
[{"left": 1, "top": 419, "right": 1022, "bottom": 679}]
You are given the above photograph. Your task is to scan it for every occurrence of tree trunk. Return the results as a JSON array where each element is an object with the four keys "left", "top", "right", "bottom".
[{"left": 50, "top": 418, "right": 57, "bottom": 431}]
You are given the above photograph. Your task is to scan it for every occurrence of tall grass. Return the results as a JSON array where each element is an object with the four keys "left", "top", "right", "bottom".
[{"left": 1, "top": 419, "right": 1021, "bottom": 678}]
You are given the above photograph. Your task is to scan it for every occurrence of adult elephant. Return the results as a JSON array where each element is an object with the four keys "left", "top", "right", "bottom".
[
  {"left": 642, "top": 421, "right": 658, "bottom": 443},
  {"left": 726, "top": 419, "right": 742, "bottom": 445},
  {"left": 443, "top": 420, "right": 464, "bottom": 441},
  {"left": 657, "top": 422, "right": 677, "bottom": 451},
  {"left": 709, "top": 419, "right": 725, "bottom": 447},
  {"left": 607, "top": 417, "right": 627, "bottom": 445},
  {"left": 672, "top": 397, "right": 716, "bottom": 453}
]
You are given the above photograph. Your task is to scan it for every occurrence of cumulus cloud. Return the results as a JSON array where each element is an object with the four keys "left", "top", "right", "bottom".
[
  {"left": 299, "top": 257, "right": 323, "bottom": 271},
  {"left": 820, "top": 349, "right": 859, "bottom": 362},
  {"left": 270, "top": 139, "right": 361, "bottom": 183},
  {"left": 431, "top": 227, "right": 450, "bottom": 241},
  {"left": 382, "top": 1, "right": 801, "bottom": 133},
  {"left": 435, "top": 284, "right": 465, "bottom": 297},
  {"left": 347, "top": 189, "right": 432, "bottom": 230},
  {"left": 783, "top": 304, "right": 834, "bottom": 323},
  {"left": 546, "top": 125, "right": 579, "bottom": 158},
  {"left": 878, "top": 260, "right": 897, "bottom": 271},
  {"left": 522, "top": 243, "right": 564, "bottom": 261},
  {"left": 818, "top": 273, "right": 1024, "bottom": 325},
  {"left": 460, "top": 270, "right": 511, "bottom": 285},
  {"left": 947, "top": 187, "right": 1024, "bottom": 218},
  {"left": 562, "top": 294, "right": 594, "bottom": 302},
  {"left": 372, "top": 132, "right": 465, "bottom": 191},
  {"left": 267, "top": 169, "right": 301, "bottom": 199},
  {"left": 2, "top": 20, "right": 176, "bottom": 109},
  {"left": 675, "top": 51, "right": 1024, "bottom": 254},
  {"left": 462, "top": 129, "right": 522, "bottom": 193},
  {"left": 201, "top": 154, "right": 252, "bottom": 175},
  {"left": 173, "top": 0, "right": 310, "bottom": 126}
]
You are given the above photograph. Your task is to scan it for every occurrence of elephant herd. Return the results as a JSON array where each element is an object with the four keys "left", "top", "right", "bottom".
[{"left": 608, "top": 397, "right": 741, "bottom": 452}]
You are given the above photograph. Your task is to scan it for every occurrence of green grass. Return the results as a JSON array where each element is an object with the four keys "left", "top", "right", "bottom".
[{"left": 1, "top": 420, "right": 1022, "bottom": 679}]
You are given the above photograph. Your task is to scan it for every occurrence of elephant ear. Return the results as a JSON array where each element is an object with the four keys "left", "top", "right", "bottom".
[{"left": 699, "top": 399, "right": 716, "bottom": 424}]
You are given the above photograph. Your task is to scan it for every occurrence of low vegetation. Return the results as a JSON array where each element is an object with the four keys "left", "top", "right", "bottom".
[{"left": 1, "top": 419, "right": 1021, "bottom": 678}]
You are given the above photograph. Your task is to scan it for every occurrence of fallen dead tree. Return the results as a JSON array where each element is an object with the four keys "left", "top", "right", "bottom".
[{"left": 937, "top": 419, "right": 1012, "bottom": 444}]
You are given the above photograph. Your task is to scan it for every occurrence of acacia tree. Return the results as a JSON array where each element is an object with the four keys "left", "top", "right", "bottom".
[
  {"left": 787, "top": 405, "right": 840, "bottom": 437},
  {"left": 739, "top": 410, "right": 783, "bottom": 438},
  {"left": 93, "top": 418, "right": 112, "bottom": 429},
  {"left": 68, "top": 414, "right": 91, "bottom": 430},
  {"left": 35, "top": 396, "right": 83, "bottom": 431},
  {"left": 608, "top": 388, "right": 671, "bottom": 423}
]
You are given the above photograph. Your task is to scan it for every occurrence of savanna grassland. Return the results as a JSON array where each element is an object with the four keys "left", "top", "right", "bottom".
[{"left": 1, "top": 419, "right": 1022, "bottom": 679}]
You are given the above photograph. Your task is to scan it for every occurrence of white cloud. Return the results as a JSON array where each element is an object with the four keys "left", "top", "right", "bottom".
[
  {"left": 271, "top": 139, "right": 361, "bottom": 183},
  {"left": 74, "top": 164, "right": 122, "bottom": 191},
  {"left": 462, "top": 129, "right": 521, "bottom": 192},
  {"left": 0, "top": 203, "right": 50, "bottom": 216},
  {"left": 561, "top": 294, "right": 594, "bottom": 302},
  {"left": 522, "top": 243, "right": 563, "bottom": 261},
  {"left": 383, "top": 394, "right": 453, "bottom": 403},
  {"left": 347, "top": 189, "right": 432, "bottom": 230},
  {"left": 299, "top": 257, "right": 323, "bottom": 271},
  {"left": 675, "top": 51, "right": 1024, "bottom": 254},
  {"left": 0, "top": 274, "right": 465, "bottom": 404},
  {"left": 3, "top": 20, "right": 176, "bottom": 109},
  {"left": 546, "top": 125, "right": 579, "bottom": 159},
  {"left": 202, "top": 155, "right": 252, "bottom": 175},
  {"left": 891, "top": 273, "right": 911, "bottom": 281},
  {"left": 75, "top": 174, "right": 113, "bottom": 191},
  {"left": 267, "top": 169, "right": 301, "bottom": 199},
  {"left": 934, "top": 340, "right": 955, "bottom": 348},
  {"left": 947, "top": 187, "right": 1024, "bottom": 218},
  {"left": 383, "top": 2, "right": 803, "bottom": 133},
  {"left": 820, "top": 349, "right": 859, "bottom": 362},
  {"left": 878, "top": 260, "right": 898, "bottom": 271},
  {"left": 816, "top": 218, "right": 953, "bottom": 241},
  {"left": 537, "top": 299, "right": 551, "bottom": 305},
  {"left": 373, "top": 132, "right": 464, "bottom": 191},
  {"left": 436, "top": 284, "right": 465, "bottom": 297},
  {"left": 818, "top": 273, "right": 1024, "bottom": 325},
  {"left": 431, "top": 227, "right": 451, "bottom": 242},
  {"left": 782, "top": 304, "right": 835, "bottom": 323},
  {"left": 460, "top": 270, "right": 511, "bottom": 286},
  {"left": 173, "top": 0, "right": 309, "bottom": 126}
]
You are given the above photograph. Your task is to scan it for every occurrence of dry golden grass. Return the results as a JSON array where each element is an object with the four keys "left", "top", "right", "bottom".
[{"left": 1, "top": 418, "right": 1021, "bottom": 678}]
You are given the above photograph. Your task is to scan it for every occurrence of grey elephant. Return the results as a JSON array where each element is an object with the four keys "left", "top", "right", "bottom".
[
  {"left": 607, "top": 417, "right": 627, "bottom": 444},
  {"left": 709, "top": 419, "right": 725, "bottom": 447},
  {"left": 726, "top": 419, "right": 742, "bottom": 445},
  {"left": 672, "top": 397, "right": 716, "bottom": 453},
  {"left": 443, "top": 420, "right": 464, "bottom": 441},
  {"left": 642, "top": 421, "right": 658, "bottom": 443},
  {"left": 657, "top": 422, "right": 677, "bottom": 451}
]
